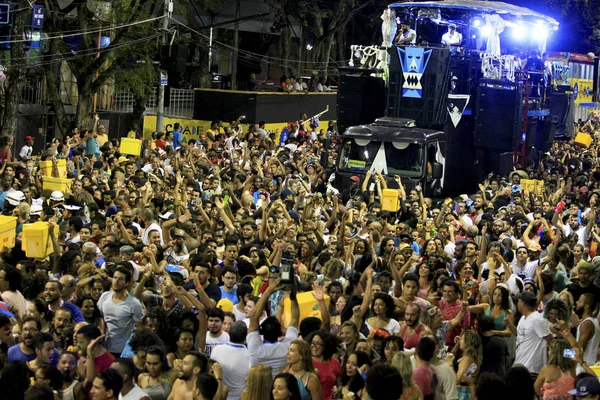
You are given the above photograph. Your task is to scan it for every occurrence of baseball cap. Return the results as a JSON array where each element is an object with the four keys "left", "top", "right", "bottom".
[
  {"left": 449, "top": 23, "right": 457, "bottom": 28},
  {"left": 568, "top": 376, "right": 600, "bottom": 396},
  {"left": 517, "top": 291, "right": 537, "bottom": 308},
  {"left": 25, "top": 136, "right": 34, "bottom": 141},
  {"left": 30, "top": 204, "right": 43, "bottom": 216},
  {"left": 164, "top": 264, "right": 189, "bottom": 280},
  {"left": 350, "top": 176, "right": 360, "bottom": 182}
]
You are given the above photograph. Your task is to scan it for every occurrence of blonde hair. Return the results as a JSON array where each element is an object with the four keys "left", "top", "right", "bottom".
[
  {"left": 17, "top": 202, "right": 29, "bottom": 220},
  {"left": 559, "top": 289, "right": 575, "bottom": 309},
  {"left": 463, "top": 330, "right": 483, "bottom": 366},
  {"left": 245, "top": 365, "right": 273, "bottom": 400},
  {"left": 548, "top": 338, "right": 575, "bottom": 372},
  {"left": 288, "top": 340, "right": 315, "bottom": 373},
  {"left": 391, "top": 351, "right": 414, "bottom": 387}
]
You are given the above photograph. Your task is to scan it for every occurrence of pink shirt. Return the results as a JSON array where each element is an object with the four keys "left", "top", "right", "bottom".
[{"left": 438, "top": 298, "right": 470, "bottom": 347}]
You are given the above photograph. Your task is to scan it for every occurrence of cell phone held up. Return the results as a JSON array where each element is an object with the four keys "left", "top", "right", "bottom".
[{"left": 280, "top": 250, "right": 296, "bottom": 285}]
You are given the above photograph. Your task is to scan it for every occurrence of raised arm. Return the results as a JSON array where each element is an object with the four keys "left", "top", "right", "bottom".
[{"left": 249, "top": 278, "right": 281, "bottom": 333}]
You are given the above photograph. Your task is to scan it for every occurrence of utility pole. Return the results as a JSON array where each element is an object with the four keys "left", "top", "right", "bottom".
[
  {"left": 156, "top": 0, "right": 172, "bottom": 134},
  {"left": 231, "top": 0, "right": 240, "bottom": 90}
]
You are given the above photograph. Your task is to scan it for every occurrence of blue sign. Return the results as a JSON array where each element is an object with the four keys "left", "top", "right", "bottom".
[
  {"left": 398, "top": 46, "right": 432, "bottom": 99},
  {"left": 32, "top": 6, "right": 44, "bottom": 28},
  {"left": 0, "top": 4, "right": 10, "bottom": 25}
]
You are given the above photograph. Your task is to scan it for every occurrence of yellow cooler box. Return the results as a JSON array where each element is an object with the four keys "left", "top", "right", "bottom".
[
  {"left": 575, "top": 132, "right": 593, "bottom": 149},
  {"left": 43, "top": 177, "right": 71, "bottom": 194},
  {"left": 0, "top": 216, "right": 17, "bottom": 250},
  {"left": 282, "top": 291, "right": 330, "bottom": 328},
  {"left": 38, "top": 159, "right": 67, "bottom": 178},
  {"left": 382, "top": 188, "right": 400, "bottom": 212},
  {"left": 22, "top": 222, "right": 57, "bottom": 259},
  {"left": 120, "top": 138, "right": 142, "bottom": 156}
]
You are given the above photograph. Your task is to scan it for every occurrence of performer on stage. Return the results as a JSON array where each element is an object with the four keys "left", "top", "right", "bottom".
[
  {"left": 441, "top": 23, "right": 462, "bottom": 54},
  {"left": 395, "top": 21, "right": 416, "bottom": 45}
]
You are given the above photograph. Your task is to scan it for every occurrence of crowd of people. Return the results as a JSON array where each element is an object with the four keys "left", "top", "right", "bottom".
[{"left": 0, "top": 112, "right": 599, "bottom": 400}]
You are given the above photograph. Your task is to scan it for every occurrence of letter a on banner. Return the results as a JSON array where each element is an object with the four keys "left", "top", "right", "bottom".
[{"left": 370, "top": 142, "right": 388, "bottom": 174}]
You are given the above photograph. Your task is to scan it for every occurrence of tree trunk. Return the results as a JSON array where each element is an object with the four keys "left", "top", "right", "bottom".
[
  {"left": 75, "top": 75, "right": 94, "bottom": 130},
  {"left": 44, "top": 39, "right": 71, "bottom": 137},
  {"left": 131, "top": 92, "right": 149, "bottom": 133},
  {"left": 0, "top": 1, "right": 29, "bottom": 137},
  {"left": 280, "top": 24, "right": 292, "bottom": 77}
]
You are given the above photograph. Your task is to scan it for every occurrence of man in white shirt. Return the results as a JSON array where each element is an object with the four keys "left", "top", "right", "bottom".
[
  {"left": 514, "top": 291, "right": 552, "bottom": 373},
  {"left": 248, "top": 278, "right": 299, "bottom": 378},
  {"left": 18, "top": 136, "right": 34, "bottom": 166},
  {"left": 441, "top": 24, "right": 462, "bottom": 53},
  {"left": 204, "top": 308, "right": 229, "bottom": 357},
  {"left": 140, "top": 209, "right": 164, "bottom": 246},
  {"left": 575, "top": 293, "right": 600, "bottom": 373},
  {"left": 110, "top": 358, "right": 150, "bottom": 400},
  {"left": 210, "top": 321, "right": 250, "bottom": 400}
]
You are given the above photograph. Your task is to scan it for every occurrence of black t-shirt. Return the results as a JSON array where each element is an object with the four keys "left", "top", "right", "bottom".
[
  {"left": 481, "top": 336, "right": 508, "bottom": 378},
  {"left": 183, "top": 281, "right": 222, "bottom": 303},
  {"left": 567, "top": 283, "right": 600, "bottom": 303}
]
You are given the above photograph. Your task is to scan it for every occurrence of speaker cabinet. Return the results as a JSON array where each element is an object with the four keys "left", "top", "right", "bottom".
[
  {"left": 474, "top": 80, "right": 523, "bottom": 151},
  {"left": 337, "top": 74, "right": 386, "bottom": 134}
]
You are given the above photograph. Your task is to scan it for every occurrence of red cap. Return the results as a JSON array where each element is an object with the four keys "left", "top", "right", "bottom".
[
  {"left": 25, "top": 136, "right": 33, "bottom": 141},
  {"left": 350, "top": 176, "right": 360, "bottom": 182}
]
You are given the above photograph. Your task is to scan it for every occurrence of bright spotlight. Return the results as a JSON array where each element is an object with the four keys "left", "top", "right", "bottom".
[
  {"left": 512, "top": 25, "right": 526, "bottom": 39},
  {"left": 473, "top": 18, "right": 481, "bottom": 27},
  {"left": 306, "top": 44, "right": 313, "bottom": 51},
  {"left": 471, "top": 34, "right": 476, "bottom": 39},
  {"left": 533, "top": 27, "right": 548, "bottom": 40},
  {"left": 481, "top": 25, "right": 492, "bottom": 37}
]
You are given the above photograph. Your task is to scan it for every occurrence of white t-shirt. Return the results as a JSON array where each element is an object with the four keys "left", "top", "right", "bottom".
[
  {"left": 120, "top": 384, "right": 149, "bottom": 400},
  {"left": 248, "top": 326, "right": 298, "bottom": 378},
  {"left": 511, "top": 260, "right": 539, "bottom": 280},
  {"left": 204, "top": 331, "right": 229, "bottom": 357},
  {"left": 210, "top": 343, "right": 250, "bottom": 400},
  {"left": 576, "top": 317, "right": 600, "bottom": 374},
  {"left": 563, "top": 225, "right": 587, "bottom": 246},
  {"left": 514, "top": 312, "right": 551, "bottom": 373}
]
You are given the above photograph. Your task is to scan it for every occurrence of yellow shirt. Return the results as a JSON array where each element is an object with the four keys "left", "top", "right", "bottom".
[{"left": 96, "top": 133, "right": 108, "bottom": 147}]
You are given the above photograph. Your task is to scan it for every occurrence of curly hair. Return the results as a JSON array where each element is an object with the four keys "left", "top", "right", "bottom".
[
  {"left": 543, "top": 298, "right": 572, "bottom": 325},
  {"left": 371, "top": 293, "right": 396, "bottom": 319},
  {"left": 305, "top": 330, "right": 341, "bottom": 361}
]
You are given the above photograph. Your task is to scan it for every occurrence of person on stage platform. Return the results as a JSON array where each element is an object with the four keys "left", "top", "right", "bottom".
[
  {"left": 396, "top": 21, "right": 416, "bottom": 45},
  {"left": 441, "top": 23, "right": 462, "bottom": 54}
]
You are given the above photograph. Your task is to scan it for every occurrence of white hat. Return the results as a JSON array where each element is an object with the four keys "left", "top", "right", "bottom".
[
  {"left": 158, "top": 211, "right": 174, "bottom": 220},
  {"left": 50, "top": 191, "right": 64, "bottom": 202},
  {"left": 30, "top": 204, "right": 43, "bottom": 216},
  {"left": 6, "top": 191, "right": 25, "bottom": 206}
]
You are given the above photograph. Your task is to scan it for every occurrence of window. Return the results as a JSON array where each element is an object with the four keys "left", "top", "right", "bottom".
[{"left": 339, "top": 139, "right": 424, "bottom": 177}]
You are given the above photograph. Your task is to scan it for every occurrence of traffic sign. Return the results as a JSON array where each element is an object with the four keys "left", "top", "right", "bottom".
[
  {"left": 32, "top": 6, "right": 44, "bottom": 28},
  {"left": 160, "top": 70, "right": 168, "bottom": 86}
]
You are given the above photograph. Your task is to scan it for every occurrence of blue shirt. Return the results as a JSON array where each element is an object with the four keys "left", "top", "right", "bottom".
[
  {"left": 7, "top": 344, "right": 59, "bottom": 366},
  {"left": 220, "top": 287, "right": 238, "bottom": 305},
  {"left": 61, "top": 301, "right": 85, "bottom": 323},
  {"left": 173, "top": 129, "right": 182, "bottom": 149},
  {"left": 86, "top": 137, "right": 100, "bottom": 157}
]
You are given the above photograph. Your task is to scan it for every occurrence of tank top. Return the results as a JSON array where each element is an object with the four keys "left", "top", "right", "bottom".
[
  {"left": 400, "top": 323, "right": 426, "bottom": 350},
  {"left": 59, "top": 380, "right": 78, "bottom": 400},
  {"left": 577, "top": 317, "right": 600, "bottom": 374},
  {"left": 542, "top": 370, "right": 575, "bottom": 400},
  {"left": 296, "top": 372, "right": 312, "bottom": 400},
  {"left": 484, "top": 306, "right": 507, "bottom": 331}
]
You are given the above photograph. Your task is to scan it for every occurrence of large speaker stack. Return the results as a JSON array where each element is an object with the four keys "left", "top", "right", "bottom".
[
  {"left": 387, "top": 46, "right": 451, "bottom": 127},
  {"left": 550, "top": 92, "right": 574, "bottom": 138},
  {"left": 337, "top": 68, "right": 386, "bottom": 134},
  {"left": 474, "top": 80, "right": 523, "bottom": 151}
]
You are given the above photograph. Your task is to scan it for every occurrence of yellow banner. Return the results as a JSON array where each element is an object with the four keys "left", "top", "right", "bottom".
[{"left": 142, "top": 116, "right": 333, "bottom": 145}]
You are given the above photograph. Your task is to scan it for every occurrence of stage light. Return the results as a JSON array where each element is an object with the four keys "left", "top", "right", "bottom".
[
  {"left": 512, "top": 25, "right": 526, "bottom": 39},
  {"left": 480, "top": 25, "right": 492, "bottom": 37},
  {"left": 471, "top": 34, "right": 476, "bottom": 39},
  {"left": 533, "top": 27, "right": 548, "bottom": 40},
  {"left": 473, "top": 18, "right": 481, "bottom": 27},
  {"left": 306, "top": 44, "right": 313, "bottom": 50}
]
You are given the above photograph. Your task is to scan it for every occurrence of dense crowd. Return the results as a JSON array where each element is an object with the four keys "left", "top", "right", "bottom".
[{"left": 0, "top": 112, "right": 599, "bottom": 400}]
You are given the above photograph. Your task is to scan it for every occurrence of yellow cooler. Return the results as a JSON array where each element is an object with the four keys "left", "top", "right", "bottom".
[
  {"left": 22, "top": 222, "right": 57, "bottom": 259},
  {"left": 43, "top": 177, "right": 72, "bottom": 194},
  {"left": 575, "top": 132, "right": 593, "bottom": 149},
  {"left": 282, "top": 291, "right": 330, "bottom": 328},
  {"left": 38, "top": 159, "right": 67, "bottom": 178},
  {"left": 382, "top": 188, "right": 400, "bottom": 212},
  {"left": 120, "top": 138, "right": 142, "bottom": 156},
  {"left": 0, "top": 216, "right": 17, "bottom": 250}
]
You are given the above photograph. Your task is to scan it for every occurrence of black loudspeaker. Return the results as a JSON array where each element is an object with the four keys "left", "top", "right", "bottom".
[
  {"left": 337, "top": 74, "right": 386, "bottom": 134},
  {"left": 550, "top": 92, "right": 574, "bottom": 138},
  {"left": 387, "top": 46, "right": 451, "bottom": 126},
  {"left": 525, "top": 116, "right": 538, "bottom": 151},
  {"left": 474, "top": 80, "right": 523, "bottom": 151},
  {"left": 161, "top": 45, "right": 187, "bottom": 73},
  {"left": 536, "top": 115, "right": 558, "bottom": 152}
]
